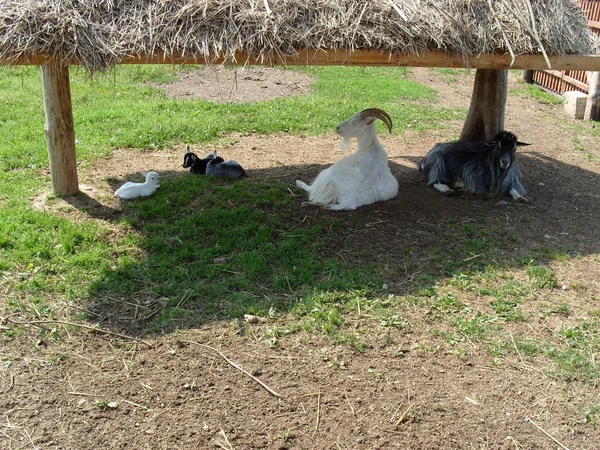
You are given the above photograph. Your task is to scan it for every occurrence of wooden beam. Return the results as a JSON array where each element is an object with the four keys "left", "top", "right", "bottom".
[
  {"left": 585, "top": 71, "right": 600, "bottom": 121},
  {"left": 41, "top": 64, "right": 79, "bottom": 196},
  {"left": 588, "top": 20, "right": 600, "bottom": 30},
  {"left": 5, "top": 50, "right": 600, "bottom": 71}
]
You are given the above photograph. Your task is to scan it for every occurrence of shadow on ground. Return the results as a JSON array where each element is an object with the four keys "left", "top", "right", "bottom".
[{"left": 67, "top": 151, "right": 600, "bottom": 337}]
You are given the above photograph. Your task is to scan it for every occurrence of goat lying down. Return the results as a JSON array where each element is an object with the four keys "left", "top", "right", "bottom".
[
  {"left": 295, "top": 108, "right": 399, "bottom": 210},
  {"left": 419, "top": 131, "right": 530, "bottom": 202}
]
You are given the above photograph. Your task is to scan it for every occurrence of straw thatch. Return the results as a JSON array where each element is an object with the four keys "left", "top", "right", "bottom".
[{"left": 0, "top": 0, "right": 595, "bottom": 71}]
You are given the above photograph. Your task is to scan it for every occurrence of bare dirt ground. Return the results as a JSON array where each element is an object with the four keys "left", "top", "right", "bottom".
[
  {"left": 152, "top": 65, "right": 316, "bottom": 103},
  {"left": 4, "top": 68, "right": 600, "bottom": 449}
]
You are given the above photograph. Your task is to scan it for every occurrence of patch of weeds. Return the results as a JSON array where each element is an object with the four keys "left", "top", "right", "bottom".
[
  {"left": 1, "top": 327, "right": 23, "bottom": 341},
  {"left": 447, "top": 273, "right": 478, "bottom": 291},
  {"left": 449, "top": 346, "right": 468, "bottom": 357},
  {"left": 487, "top": 341, "right": 508, "bottom": 358},
  {"left": 378, "top": 312, "right": 412, "bottom": 329},
  {"left": 545, "top": 347, "right": 599, "bottom": 382},
  {"left": 264, "top": 326, "right": 297, "bottom": 348},
  {"left": 527, "top": 266, "right": 557, "bottom": 289},
  {"left": 514, "top": 338, "right": 541, "bottom": 357},
  {"left": 569, "top": 281, "right": 587, "bottom": 292},
  {"left": 559, "top": 326, "right": 586, "bottom": 345},
  {"left": 281, "top": 429, "right": 295, "bottom": 444},
  {"left": 573, "top": 136, "right": 600, "bottom": 162},
  {"left": 412, "top": 342, "right": 441, "bottom": 356},
  {"left": 454, "top": 313, "right": 497, "bottom": 342},
  {"left": 321, "top": 350, "right": 348, "bottom": 370},
  {"left": 336, "top": 333, "right": 367, "bottom": 353},
  {"left": 556, "top": 304, "right": 571, "bottom": 316},
  {"left": 585, "top": 405, "right": 600, "bottom": 428},
  {"left": 509, "top": 78, "right": 564, "bottom": 105},
  {"left": 432, "top": 294, "right": 466, "bottom": 313},
  {"left": 489, "top": 298, "right": 526, "bottom": 322},
  {"left": 477, "top": 277, "right": 531, "bottom": 321},
  {"left": 39, "top": 326, "right": 62, "bottom": 342},
  {"left": 95, "top": 399, "right": 118, "bottom": 410}
]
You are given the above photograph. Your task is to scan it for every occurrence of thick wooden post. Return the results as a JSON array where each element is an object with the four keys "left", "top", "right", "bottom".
[
  {"left": 460, "top": 69, "right": 508, "bottom": 141},
  {"left": 522, "top": 70, "right": 534, "bottom": 83},
  {"left": 41, "top": 64, "right": 79, "bottom": 196},
  {"left": 584, "top": 71, "right": 600, "bottom": 121}
]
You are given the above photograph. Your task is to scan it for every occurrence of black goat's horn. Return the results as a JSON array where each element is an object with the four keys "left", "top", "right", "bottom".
[{"left": 516, "top": 141, "right": 531, "bottom": 146}]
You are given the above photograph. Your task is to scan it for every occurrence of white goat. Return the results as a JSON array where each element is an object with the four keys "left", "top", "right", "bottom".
[
  {"left": 114, "top": 171, "right": 160, "bottom": 199},
  {"left": 295, "top": 108, "right": 398, "bottom": 210}
]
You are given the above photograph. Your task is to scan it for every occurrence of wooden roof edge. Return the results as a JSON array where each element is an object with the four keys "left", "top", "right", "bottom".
[{"left": 3, "top": 50, "right": 600, "bottom": 71}]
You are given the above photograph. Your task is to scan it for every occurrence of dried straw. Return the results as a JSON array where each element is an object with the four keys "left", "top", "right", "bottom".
[{"left": 0, "top": 0, "right": 594, "bottom": 71}]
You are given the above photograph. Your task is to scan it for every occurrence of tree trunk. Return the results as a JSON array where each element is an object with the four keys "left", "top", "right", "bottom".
[
  {"left": 460, "top": 69, "right": 508, "bottom": 142},
  {"left": 522, "top": 70, "right": 534, "bottom": 84},
  {"left": 584, "top": 71, "right": 600, "bottom": 121},
  {"left": 41, "top": 64, "right": 79, "bottom": 196}
]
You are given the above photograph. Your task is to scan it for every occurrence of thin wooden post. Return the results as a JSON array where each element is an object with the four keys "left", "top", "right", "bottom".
[
  {"left": 460, "top": 69, "right": 508, "bottom": 141},
  {"left": 41, "top": 64, "right": 79, "bottom": 196},
  {"left": 522, "top": 70, "right": 534, "bottom": 83},
  {"left": 584, "top": 71, "right": 600, "bottom": 121}
]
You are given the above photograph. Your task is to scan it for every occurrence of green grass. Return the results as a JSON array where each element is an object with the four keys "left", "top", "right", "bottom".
[
  {"left": 0, "top": 64, "right": 457, "bottom": 332},
  {"left": 0, "top": 65, "right": 460, "bottom": 173},
  {"left": 1, "top": 64, "right": 599, "bottom": 385},
  {"left": 429, "top": 67, "right": 465, "bottom": 83},
  {"left": 509, "top": 75, "right": 564, "bottom": 105}
]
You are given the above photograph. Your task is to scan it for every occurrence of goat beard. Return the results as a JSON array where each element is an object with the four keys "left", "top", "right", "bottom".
[{"left": 340, "top": 135, "right": 351, "bottom": 152}]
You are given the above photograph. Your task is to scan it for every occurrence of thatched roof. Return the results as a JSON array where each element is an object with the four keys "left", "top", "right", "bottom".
[{"left": 0, "top": 0, "right": 595, "bottom": 71}]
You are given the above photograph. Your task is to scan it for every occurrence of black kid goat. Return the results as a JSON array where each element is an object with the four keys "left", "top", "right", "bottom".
[{"left": 182, "top": 145, "right": 214, "bottom": 174}]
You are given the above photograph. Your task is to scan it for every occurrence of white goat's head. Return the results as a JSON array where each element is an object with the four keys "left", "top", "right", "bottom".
[{"left": 336, "top": 109, "right": 392, "bottom": 151}]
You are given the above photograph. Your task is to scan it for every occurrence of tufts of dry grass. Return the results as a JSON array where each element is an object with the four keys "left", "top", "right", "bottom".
[{"left": 0, "top": 0, "right": 594, "bottom": 71}]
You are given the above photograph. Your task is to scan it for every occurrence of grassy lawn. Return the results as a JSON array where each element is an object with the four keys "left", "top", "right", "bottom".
[
  {"left": 0, "top": 64, "right": 457, "bottom": 323},
  {"left": 1, "top": 64, "right": 598, "bottom": 392}
]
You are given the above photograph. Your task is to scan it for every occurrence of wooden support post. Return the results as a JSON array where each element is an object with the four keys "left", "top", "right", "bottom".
[
  {"left": 584, "top": 71, "right": 600, "bottom": 121},
  {"left": 41, "top": 64, "right": 79, "bottom": 196},
  {"left": 460, "top": 69, "right": 508, "bottom": 141},
  {"left": 522, "top": 70, "right": 534, "bottom": 83}
]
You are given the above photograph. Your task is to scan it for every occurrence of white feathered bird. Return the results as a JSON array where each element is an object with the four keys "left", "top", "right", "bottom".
[{"left": 114, "top": 171, "right": 160, "bottom": 199}]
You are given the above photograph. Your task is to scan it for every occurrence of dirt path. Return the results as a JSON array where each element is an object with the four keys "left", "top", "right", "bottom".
[{"left": 6, "top": 67, "right": 600, "bottom": 450}]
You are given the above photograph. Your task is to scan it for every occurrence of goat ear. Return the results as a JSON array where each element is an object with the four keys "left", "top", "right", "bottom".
[
  {"left": 140, "top": 171, "right": 148, "bottom": 177},
  {"left": 516, "top": 141, "right": 531, "bottom": 147}
]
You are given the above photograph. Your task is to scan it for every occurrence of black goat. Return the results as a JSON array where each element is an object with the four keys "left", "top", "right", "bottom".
[
  {"left": 205, "top": 150, "right": 247, "bottom": 178},
  {"left": 182, "top": 145, "right": 214, "bottom": 174},
  {"left": 419, "top": 131, "right": 530, "bottom": 202}
]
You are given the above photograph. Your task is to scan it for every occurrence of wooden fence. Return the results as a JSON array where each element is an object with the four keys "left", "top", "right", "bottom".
[{"left": 531, "top": 0, "right": 600, "bottom": 95}]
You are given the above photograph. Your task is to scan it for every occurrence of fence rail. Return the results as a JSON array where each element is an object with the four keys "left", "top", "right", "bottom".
[{"left": 531, "top": 1, "right": 599, "bottom": 95}]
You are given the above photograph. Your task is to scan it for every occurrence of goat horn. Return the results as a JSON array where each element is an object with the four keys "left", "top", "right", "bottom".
[
  {"left": 516, "top": 141, "right": 531, "bottom": 146},
  {"left": 360, "top": 108, "right": 393, "bottom": 133}
]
